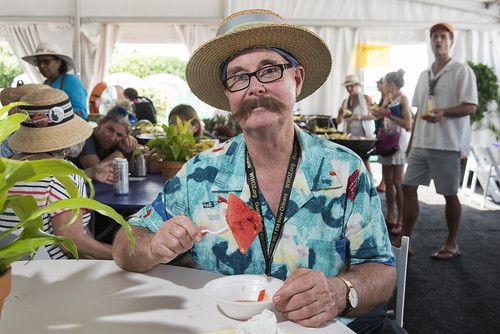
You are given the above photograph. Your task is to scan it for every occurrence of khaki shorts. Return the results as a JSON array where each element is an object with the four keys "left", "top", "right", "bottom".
[{"left": 403, "top": 148, "right": 461, "bottom": 196}]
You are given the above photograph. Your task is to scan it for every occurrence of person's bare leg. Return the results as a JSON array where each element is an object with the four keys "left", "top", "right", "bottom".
[
  {"left": 392, "top": 184, "right": 418, "bottom": 247},
  {"left": 390, "top": 164, "right": 405, "bottom": 234},
  {"left": 376, "top": 176, "right": 386, "bottom": 192},
  {"left": 363, "top": 158, "right": 373, "bottom": 177},
  {"left": 431, "top": 195, "right": 461, "bottom": 259}
]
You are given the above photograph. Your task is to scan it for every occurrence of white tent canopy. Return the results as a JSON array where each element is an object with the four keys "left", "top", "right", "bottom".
[{"left": 1, "top": 0, "right": 500, "bottom": 121}]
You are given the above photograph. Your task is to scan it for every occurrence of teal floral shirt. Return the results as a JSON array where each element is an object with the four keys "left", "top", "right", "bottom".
[
  {"left": 130, "top": 128, "right": 394, "bottom": 275},
  {"left": 129, "top": 128, "right": 394, "bottom": 324}
]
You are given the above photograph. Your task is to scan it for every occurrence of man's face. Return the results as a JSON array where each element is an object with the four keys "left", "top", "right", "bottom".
[
  {"left": 223, "top": 49, "right": 304, "bottom": 131},
  {"left": 96, "top": 120, "right": 128, "bottom": 150},
  {"left": 430, "top": 29, "right": 453, "bottom": 57},
  {"left": 36, "top": 56, "right": 62, "bottom": 80}
]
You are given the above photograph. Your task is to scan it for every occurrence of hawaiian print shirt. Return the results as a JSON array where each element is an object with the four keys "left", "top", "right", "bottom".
[{"left": 129, "top": 128, "right": 394, "bottom": 278}]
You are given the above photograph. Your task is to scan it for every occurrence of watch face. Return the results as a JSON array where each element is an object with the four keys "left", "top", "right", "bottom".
[{"left": 349, "top": 288, "right": 359, "bottom": 308}]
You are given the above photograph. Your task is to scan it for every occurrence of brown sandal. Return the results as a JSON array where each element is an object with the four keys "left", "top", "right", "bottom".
[{"left": 431, "top": 248, "right": 461, "bottom": 260}]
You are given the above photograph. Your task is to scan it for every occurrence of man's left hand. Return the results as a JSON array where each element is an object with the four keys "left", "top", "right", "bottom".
[
  {"left": 273, "top": 268, "right": 339, "bottom": 327},
  {"left": 120, "top": 135, "right": 139, "bottom": 154}
]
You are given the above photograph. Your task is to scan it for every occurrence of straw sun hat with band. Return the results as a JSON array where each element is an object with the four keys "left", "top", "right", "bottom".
[
  {"left": 0, "top": 83, "right": 50, "bottom": 107},
  {"left": 185, "top": 9, "right": 332, "bottom": 111},
  {"left": 9, "top": 88, "right": 92, "bottom": 153},
  {"left": 342, "top": 74, "right": 361, "bottom": 86},
  {"left": 22, "top": 41, "right": 75, "bottom": 71}
]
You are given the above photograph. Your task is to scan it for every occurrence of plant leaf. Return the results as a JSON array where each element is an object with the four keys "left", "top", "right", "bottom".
[
  {"left": 0, "top": 226, "right": 78, "bottom": 265},
  {"left": 22, "top": 198, "right": 135, "bottom": 252},
  {"left": 9, "top": 194, "right": 44, "bottom": 230}
]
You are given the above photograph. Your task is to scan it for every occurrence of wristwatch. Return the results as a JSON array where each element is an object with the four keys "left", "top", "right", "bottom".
[{"left": 338, "top": 276, "right": 358, "bottom": 315}]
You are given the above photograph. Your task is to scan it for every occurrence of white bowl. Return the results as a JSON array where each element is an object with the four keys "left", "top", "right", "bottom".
[{"left": 203, "top": 274, "right": 284, "bottom": 320}]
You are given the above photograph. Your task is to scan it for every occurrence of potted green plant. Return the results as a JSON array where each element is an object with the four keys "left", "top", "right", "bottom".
[
  {"left": 0, "top": 102, "right": 135, "bottom": 314},
  {"left": 467, "top": 61, "right": 499, "bottom": 128},
  {"left": 138, "top": 117, "right": 215, "bottom": 181}
]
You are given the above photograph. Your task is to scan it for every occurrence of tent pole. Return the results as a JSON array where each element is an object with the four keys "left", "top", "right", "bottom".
[{"left": 74, "top": 0, "right": 81, "bottom": 78}]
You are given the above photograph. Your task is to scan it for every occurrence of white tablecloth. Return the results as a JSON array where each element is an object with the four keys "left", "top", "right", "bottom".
[{"left": 1, "top": 260, "right": 354, "bottom": 334}]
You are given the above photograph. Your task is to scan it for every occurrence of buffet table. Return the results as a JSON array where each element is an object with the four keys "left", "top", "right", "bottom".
[{"left": 1, "top": 260, "right": 355, "bottom": 334}]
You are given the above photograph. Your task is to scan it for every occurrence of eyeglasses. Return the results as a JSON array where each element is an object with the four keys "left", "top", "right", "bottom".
[
  {"left": 224, "top": 63, "right": 294, "bottom": 92},
  {"left": 115, "top": 107, "right": 137, "bottom": 124},
  {"left": 33, "top": 58, "right": 58, "bottom": 67}
]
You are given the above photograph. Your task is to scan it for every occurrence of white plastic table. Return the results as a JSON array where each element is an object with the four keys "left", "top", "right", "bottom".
[{"left": 1, "top": 260, "right": 355, "bottom": 334}]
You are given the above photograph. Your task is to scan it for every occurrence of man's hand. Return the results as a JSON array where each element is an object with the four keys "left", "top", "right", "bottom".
[
  {"left": 120, "top": 135, "right": 139, "bottom": 154},
  {"left": 273, "top": 268, "right": 340, "bottom": 327},
  {"left": 150, "top": 216, "right": 203, "bottom": 264},
  {"left": 420, "top": 108, "right": 444, "bottom": 122},
  {"left": 86, "top": 160, "right": 114, "bottom": 184}
]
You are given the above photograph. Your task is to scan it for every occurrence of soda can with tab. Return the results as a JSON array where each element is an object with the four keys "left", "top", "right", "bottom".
[
  {"left": 134, "top": 153, "right": 147, "bottom": 177},
  {"left": 113, "top": 158, "right": 129, "bottom": 195}
]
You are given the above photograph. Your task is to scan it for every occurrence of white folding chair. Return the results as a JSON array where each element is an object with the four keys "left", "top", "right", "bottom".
[
  {"left": 461, "top": 149, "right": 478, "bottom": 199},
  {"left": 388, "top": 236, "right": 409, "bottom": 328},
  {"left": 466, "top": 145, "right": 500, "bottom": 207}
]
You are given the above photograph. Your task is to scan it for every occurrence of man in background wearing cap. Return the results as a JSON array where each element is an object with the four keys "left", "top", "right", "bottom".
[
  {"left": 392, "top": 23, "right": 477, "bottom": 260},
  {"left": 113, "top": 9, "right": 404, "bottom": 333},
  {"left": 22, "top": 42, "right": 88, "bottom": 120}
]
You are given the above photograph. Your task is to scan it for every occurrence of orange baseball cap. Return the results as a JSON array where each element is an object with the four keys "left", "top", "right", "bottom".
[{"left": 430, "top": 23, "right": 454, "bottom": 37}]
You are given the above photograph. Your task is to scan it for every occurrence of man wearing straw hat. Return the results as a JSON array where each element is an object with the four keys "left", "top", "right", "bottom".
[
  {"left": 22, "top": 41, "right": 88, "bottom": 120},
  {"left": 113, "top": 9, "right": 403, "bottom": 332}
]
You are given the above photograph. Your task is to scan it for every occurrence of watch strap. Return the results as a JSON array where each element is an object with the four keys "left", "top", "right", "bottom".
[{"left": 338, "top": 276, "right": 355, "bottom": 315}]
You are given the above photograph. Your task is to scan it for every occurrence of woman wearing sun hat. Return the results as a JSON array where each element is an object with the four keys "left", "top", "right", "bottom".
[
  {"left": 113, "top": 9, "right": 403, "bottom": 334},
  {"left": 336, "top": 74, "right": 376, "bottom": 175},
  {"left": 0, "top": 88, "right": 113, "bottom": 260},
  {"left": 0, "top": 82, "right": 50, "bottom": 158},
  {"left": 22, "top": 41, "right": 88, "bottom": 120}
]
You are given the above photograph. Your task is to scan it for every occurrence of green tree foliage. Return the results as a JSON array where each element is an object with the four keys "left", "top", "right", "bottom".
[
  {"left": 108, "top": 49, "right": 187, "bottom": 80},
  {"left": 0, "top": 43, "right": 23, "bottom": 88},
  {"left": 467, "top": 61, "right": 499, "bottom": 125}
]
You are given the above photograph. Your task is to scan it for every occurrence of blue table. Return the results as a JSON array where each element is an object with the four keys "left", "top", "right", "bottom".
[
  {"left": 88, "top": 173, "right": 165, "bottom": 210},
  {"left": 87, "top": 173, "right": 165, "bottom": 241}
]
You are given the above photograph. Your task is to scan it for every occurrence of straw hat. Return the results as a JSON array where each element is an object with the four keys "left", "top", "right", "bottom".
[
  {"left": 22, "top": 42, "right": 75, "bottom": 71},
  {"left": 342, "top": 74, "right": 361, "bottom": 86},
  {"left": 0, "top": 83, "right": 50, "bottom": 106},
  {"left": 185, "top": 9, "right": 332, "bottom": 111},
  {"left": 9, "top": 88, "right": 92, "bottom": 153}
]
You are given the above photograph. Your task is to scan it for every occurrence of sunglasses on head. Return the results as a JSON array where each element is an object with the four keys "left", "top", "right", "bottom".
[{"left": 115, "top": 106, "right": 137, "bottom": 124}]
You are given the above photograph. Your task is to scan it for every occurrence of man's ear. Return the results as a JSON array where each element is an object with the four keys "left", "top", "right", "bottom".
[{"left": 294, "top": 65, "right": 305, "bottom": 98}]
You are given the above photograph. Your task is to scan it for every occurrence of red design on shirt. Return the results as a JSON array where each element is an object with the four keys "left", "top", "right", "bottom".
[
  {"left": 213, "top": 147, "right": 224, "bottom": 153},
  {"left": 330, "top": 171, "right": 336, "bottom": 176},
  {"left": 347, "top": 169, "right": 359, "bottom": 202},
  {"left": 218, "top": 196, "right": 228, "bottom": 203},
  {"left": 143, "top": 209, "right": 152, "bottom": 218}
]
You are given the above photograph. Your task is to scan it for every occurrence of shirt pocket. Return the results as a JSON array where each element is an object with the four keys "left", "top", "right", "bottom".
[
  {"left": 305, "top": 238, "right": 347, "bottom": 277},
  {"left": 193, "top": 199, "right": 228, "bottom": 230}
]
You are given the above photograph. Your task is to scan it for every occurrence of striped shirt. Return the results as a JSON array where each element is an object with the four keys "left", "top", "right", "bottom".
[{"left": 0, "top": 171, "right": 91, "bottom": 260}]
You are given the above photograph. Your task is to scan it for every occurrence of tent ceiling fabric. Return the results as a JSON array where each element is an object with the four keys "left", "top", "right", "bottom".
[
  {"left": 1, "top": 0, "right": 500, "bottom": 118},
  {"left": 1, "top": 0, "right": 499, "bottom": 26}
]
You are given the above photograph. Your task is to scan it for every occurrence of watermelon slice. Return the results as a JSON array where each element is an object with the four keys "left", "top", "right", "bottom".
[{"left": 225, "top": 193, "right": 263, "bottom": 254}]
